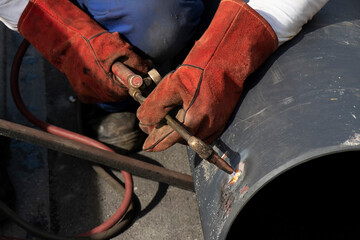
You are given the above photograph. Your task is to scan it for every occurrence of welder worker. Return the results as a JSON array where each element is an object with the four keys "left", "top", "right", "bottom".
[{"left": 0, "top": 0, "right": 328, "bottom": 154}]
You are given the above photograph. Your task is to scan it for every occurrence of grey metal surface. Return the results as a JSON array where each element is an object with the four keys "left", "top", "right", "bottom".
[{"left": 188, "top": 0, "right": 360, "bottom": 239}]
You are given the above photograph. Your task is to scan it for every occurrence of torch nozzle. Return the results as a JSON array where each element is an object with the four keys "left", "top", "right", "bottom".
[{"left": 207, "top": 152, "right": 235, "bottom": 175}]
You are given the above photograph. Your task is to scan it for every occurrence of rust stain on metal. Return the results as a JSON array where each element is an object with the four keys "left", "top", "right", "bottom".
[
  {"left": 239, "top": 185, "right": 249, "bottom": 199},
  {"left": 217, "top": 161, "right": 247, "bottom": 221}
]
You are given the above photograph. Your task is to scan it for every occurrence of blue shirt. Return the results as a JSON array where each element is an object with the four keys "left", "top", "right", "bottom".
[{"left": 74, "top": 0, "right": 204, "bottom": 67}]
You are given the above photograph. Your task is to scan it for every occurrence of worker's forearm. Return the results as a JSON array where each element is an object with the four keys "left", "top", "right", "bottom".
[{"left": 248, "top": 0, "right": 329, "bottom": 45}]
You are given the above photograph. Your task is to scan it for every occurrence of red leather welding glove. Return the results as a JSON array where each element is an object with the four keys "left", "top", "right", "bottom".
[
  {"left": 18, "top": 0, "right": 151, "bottom": 103},
  {"left": 137, "top": 0, "right": 278, "bottom": 152}
]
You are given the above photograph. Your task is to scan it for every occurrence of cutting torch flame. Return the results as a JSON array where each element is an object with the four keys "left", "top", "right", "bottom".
[
  {"left": 229, "top": 170, "right": 241, "bottom": 185},
  {"left": 228, "top": 162, "right": 245, "bottom": 185}
]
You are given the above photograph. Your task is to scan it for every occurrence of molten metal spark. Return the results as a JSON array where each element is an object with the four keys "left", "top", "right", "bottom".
[
  {"left": 229, "top": 162, "right": 245, "bottom": 185},
  {"left": 229, "top": 170, "right": 241, "bottom": 185}
]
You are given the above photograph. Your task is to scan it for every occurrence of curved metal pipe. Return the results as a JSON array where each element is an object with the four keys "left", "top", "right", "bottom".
[{"left": 187, "top": 0, "right": 360, "bottom": 238}]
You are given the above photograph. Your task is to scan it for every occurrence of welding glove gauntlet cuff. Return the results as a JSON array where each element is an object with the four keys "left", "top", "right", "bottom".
[{"left": 18, "top": 0, "right": 151, "bottom": 103}]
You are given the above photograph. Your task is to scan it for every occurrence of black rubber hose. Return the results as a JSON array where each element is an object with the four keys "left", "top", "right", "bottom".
[
  {"left": 0, "top": 170, "right": 134, "bottom": 240},
  {"left": 0, "top": 201, "right": 79, "bottom": 240}
]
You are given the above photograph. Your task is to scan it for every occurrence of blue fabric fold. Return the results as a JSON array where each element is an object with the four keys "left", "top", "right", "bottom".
[
  {"left": 74, "top": 0, "right": 204, "bottom": 65},
  {"left": 72, "top": 0, "right": 204, "bottom": 112}
]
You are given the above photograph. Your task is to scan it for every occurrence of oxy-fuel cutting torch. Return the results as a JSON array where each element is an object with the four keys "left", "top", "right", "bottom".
[{"left": 112, "top": 62, "right": 235, "bottom": 175}]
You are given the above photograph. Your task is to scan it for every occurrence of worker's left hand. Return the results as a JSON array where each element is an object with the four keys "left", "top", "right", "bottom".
[
  {"left": 18, "top": 0, "right": 151, "bottom": 103},
  {"left": 137, "top": 0, "right": 278, "bottom": 152}
]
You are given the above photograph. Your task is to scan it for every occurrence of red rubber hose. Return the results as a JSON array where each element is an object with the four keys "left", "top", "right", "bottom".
[
  {"left": 0, "top": 237, "right": 24, "bottom": 240},
  {"left": 10, "top": 39, "right": 133, "bottom": 236}
]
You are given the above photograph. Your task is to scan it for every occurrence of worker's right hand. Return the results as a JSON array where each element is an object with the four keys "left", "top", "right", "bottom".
[
  {"left": 137, "top": 0, "right": 279, "bottom": 152},
  {"left": 18, "top": 0, "right": 151, "bottom": 103}
]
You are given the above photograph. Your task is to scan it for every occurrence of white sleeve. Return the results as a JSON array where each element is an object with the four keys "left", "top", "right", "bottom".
[
  {"left": 248, "top": 0, "right": 329, "bottom": 46},
  {"left": 0, "top": 0, "right": 29, "bottom": 31}
]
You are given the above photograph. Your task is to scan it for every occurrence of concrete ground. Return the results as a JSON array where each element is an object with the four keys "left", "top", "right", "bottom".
[{"left": 0, "top": 25, "right": 203, "bottom": 240}]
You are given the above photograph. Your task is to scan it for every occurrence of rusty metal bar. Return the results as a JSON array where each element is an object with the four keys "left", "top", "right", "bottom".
[{"left": 0, "top": 118, "right": 194, "bottom": 192}]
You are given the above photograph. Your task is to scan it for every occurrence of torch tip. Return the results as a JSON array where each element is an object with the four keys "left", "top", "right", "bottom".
[{"left": 208, "top": 153, "right": 235, "bottom": 174}]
